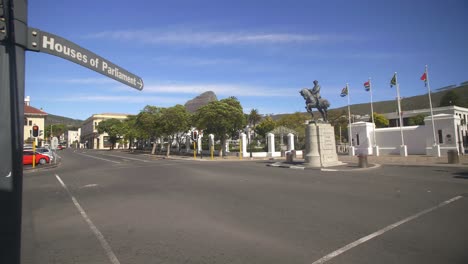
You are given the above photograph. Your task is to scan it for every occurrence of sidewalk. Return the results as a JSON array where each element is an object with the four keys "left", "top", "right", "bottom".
[
  {"left": 123, "top": 150, "right": 468, "bottom": 168},
  {"left": 338, "top": 154, "right": 468, "bottom": 167},
  {"left": 267, "top": 154, "right": 467, "bottom": 171}
]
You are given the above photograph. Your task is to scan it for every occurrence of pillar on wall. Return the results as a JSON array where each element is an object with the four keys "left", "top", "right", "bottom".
[
  {"left": 208, "top": 134, "right": 214, "bottom": 148},
  {"left": 241, "top": 133, "right": 247, "bottom": 155},
  {"left": 287, "top": 133, "right": 295, "bottom": 151},
  {"left": 186, "top": 135, "right": 191, "bottom": 153},
  {"left": 267, "top": 133, "right": 275, "bottom": 157},
  {"left": 197, "top": 134, "right": 203, "bottom": 153},
  {"left": 225, "top": 139, "right": 230, "bottom": 153}
]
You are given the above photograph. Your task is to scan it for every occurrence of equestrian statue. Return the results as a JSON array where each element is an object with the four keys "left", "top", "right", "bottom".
[{"left": 300, "top": 80, "right": 330, "bottom": 122}]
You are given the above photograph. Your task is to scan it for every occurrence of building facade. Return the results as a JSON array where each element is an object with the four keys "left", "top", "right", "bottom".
[
  {"left": 23, "top": 96, "right": 47, "bottom": 146},
  {"left": 350, "top": 105, "right": 468, "bottom": 156},
  {"left": 81, "top": 113, "right": 130, "bottom": 149},
  {"left": 67, "top": 128, "right": 81, "bottom": 148}
]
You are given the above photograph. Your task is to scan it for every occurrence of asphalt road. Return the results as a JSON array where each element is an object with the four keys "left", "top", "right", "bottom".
[{"left": 22, "top": 149, "right": 468, "bottom": 264}]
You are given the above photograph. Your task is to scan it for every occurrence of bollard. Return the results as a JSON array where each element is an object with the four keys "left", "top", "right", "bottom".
[
  {"left": 358, "top": 154, "right": 368, "bottom": 168},
  {"left": 447, "top": 150, "right": 459, "bottom": 164}
]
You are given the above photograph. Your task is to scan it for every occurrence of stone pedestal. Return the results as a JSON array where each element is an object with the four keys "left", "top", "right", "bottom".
[
  {"left": 432, "top": 144, "right": 441, "bottom": 157},
  {"left": 305, "top": 123, "right": 342, "bottom": 167},
  {"left": 373, "top": 145, "right": 380, "bottom": 156}
]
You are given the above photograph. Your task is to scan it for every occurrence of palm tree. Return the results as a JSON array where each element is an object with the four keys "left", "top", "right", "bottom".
[{"left": 248, "top": 109, "right": 261, "bottom": 127}]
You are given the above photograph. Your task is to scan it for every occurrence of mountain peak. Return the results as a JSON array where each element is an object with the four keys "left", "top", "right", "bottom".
[{"left": 184, "top": 91, "right": 218, "bottom": 112}]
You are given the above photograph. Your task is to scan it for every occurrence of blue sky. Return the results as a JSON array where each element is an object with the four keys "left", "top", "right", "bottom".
[{"left": 26, "top": 0, "right": 468, "bottom": 120}]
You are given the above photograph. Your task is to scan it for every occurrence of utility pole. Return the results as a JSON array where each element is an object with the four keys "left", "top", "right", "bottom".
[{"left": 0, "top": 1, "right": 27, "bottom": 263}]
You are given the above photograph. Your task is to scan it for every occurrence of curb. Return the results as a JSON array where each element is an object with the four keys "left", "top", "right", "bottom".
[
  {"left": 267, "top": 162, "right": 382, "bottom": 172},
  {"left": 23, "top": 162, "right": 60, "bottom": 173}
]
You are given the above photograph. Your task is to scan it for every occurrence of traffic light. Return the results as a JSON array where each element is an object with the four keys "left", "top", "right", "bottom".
[
  {"left": 32, "top": 125, "right": 39, "bottom": 137},
  {"left": 192, "top": 130, "right": 198, "bottom": 141}
]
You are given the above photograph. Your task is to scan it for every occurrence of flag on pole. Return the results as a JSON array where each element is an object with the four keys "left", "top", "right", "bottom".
[
  {"left": 420, "top": 72, "right": 427, "bottom": 87},
  {"left": 364, "top": 81, "right": 371, "bottom": 91},
  {"left": 390, "top": 73, "right": 397, "bottom": 87},
  {"left": 340, "top": 87, "right": 348, "bottom": 97}
]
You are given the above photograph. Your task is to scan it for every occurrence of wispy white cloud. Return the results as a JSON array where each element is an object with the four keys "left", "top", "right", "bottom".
[
  {"left": 43, "top": 95, "right": 189, "bottom": 104},
  {"left": 32, "top": 77, "right": 118, "bottom": 85},
  {"left": 142, "top": 83, "right": 297, "bottom": 97},
  {"left": 63, "top": 78, "right": 117, "bottom": 84},
  {"left": 153, "top": 56, "right": 243, "bottom": 66},
  {"left": 303, "top": 51, "right": 403, "bottom": 60},
  {"left": 86, "top": 29, "right": 355, "bottom": 46}
]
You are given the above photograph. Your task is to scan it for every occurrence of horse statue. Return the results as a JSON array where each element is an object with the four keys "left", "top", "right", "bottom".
[{"left": 300, "top": 88, "right": 330, "bottom": 122}]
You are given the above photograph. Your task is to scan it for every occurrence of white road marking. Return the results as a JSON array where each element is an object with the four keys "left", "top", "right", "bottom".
[
  {"left": 5, "top": 171, "right": 11, "bottom": 177},
  {"left": 82, "top": 184, "right": 99, "bottom": 188},
  {"left": 75, "top": 152, "right": 121, "bottom": 164},
  {"left": 55, "top": 174, "right": 121, "bottom": 264},
  {"left": 311, "top": 195, "right": 463, "bottom": 264},
  {"left": 101, "top": 153, "right": 149, "bottom": 162}
]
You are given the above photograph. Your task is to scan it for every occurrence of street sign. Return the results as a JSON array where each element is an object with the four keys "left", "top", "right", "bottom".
[
  {"left": 27, "top": 28, "right": 144, "bottom": 90},
  {"left": 51, "top": 137, "right": 59, "bottom": 150}
]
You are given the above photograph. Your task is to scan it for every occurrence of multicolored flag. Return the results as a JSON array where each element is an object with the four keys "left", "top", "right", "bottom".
[
  {"left": 340, "top": 87, "right": 348, "bottom": 97},
  {"left": 420, "top": 72, "right": 427, "bottom": 87},
  {"left": 364, "top": 81, "right": 371, "bottom": 91},
  {"left": 390, "top": 73, "right": 397, "bottom": 87}
]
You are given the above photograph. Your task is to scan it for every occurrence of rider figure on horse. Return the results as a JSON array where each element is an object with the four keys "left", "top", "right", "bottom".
[{"left": 309, "top": 80, "right": 321, "bottom": 103}]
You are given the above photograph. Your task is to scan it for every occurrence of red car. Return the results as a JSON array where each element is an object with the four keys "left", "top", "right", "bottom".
[{"left": 23, "top": 150, "right": 50, "bottom": 165}]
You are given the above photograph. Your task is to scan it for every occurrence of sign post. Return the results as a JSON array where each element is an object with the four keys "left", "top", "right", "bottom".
[{"left": 0, "top": 1, "right": 143, "bottom": 263}]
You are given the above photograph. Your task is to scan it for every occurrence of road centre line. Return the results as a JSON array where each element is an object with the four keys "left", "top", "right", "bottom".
[
  {"left": 75, "top": 152, "right": 121, "bottom": 164},
  {"left": 100, "top": 153, "right": 150, "bottom": 162},
  {"left": 55, "top": 174, "right": 121, "bottom": 264},
  {"left": 311, "top": 195, "right": 463, "bottom": 264}
]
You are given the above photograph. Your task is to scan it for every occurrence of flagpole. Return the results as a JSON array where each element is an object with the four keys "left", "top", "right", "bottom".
[
  {"left": 369, "top": 78, "right": 377, "bottom": 147},
  {"left": 395, "top": 72, "right": 405, "bottom": 146},
  {"left": 347, "top": 83, "right": 352, "bottom": 147},
  {"left": 426, "top": 65, "right": 437, "bottom": 145}
]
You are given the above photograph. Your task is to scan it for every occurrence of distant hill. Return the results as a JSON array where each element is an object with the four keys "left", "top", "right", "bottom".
[
  {"left": 184, "top": 91, "right": 218, "bottom": 112},
  {"left": 45, "top": 114, "right": 83, "bottom": 128}
]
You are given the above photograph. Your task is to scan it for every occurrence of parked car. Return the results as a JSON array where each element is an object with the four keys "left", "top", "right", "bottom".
[
  {"left": 23, "top": 150, "right": 50, "bottom": 165},
  {"left": 35, "top": 147, "right": 54, "bottom": 162}
]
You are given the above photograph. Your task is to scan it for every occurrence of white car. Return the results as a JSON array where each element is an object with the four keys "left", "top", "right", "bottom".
[{"left": 35, "top": 147, "right": 55, "bottom": 161}]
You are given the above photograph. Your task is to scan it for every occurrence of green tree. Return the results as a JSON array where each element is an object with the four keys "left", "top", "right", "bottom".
[
  {"left": 97, "top": 118, "right": 125, "bottom": 150},
  {"left": 248, "top": 108, "right": 262, "bottom": 129},
  {"left": 122, "top": 115, "right": 139, "bottom": 150},
  {"left": 408, "top": 114, "right": 426, "bottom": 126},
  {"left": 158, "top": 105, "right": 191, "bottom": 157},
  {"left": 254, "top": 116, "right": 276, "bottom": 139},
  {"left": 135, "top": 105, "right": 162, "bottom": 154},
  {"left": 192, "top": 97, "right": 246, "bottom": 157},
  {"left": 45, "top": 123, "right": 67, "bottom": 138},
  {"left": 373, "top": 112, "right": 389, "bottom": 128},
  {"left": 439, "top": 90, "right": 461, "bottom": 107},
  {"left": 328, "top": 110, "right": 349, "bottom": 142},
  {"left": 276, "top": 112, "right": 308, "bottom": 148}
]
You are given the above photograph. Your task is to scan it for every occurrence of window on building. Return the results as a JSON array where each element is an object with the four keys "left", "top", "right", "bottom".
[
  {"left": 24, "top": 118, "right": 27, "bottom": 126},
  {"left": 356, "top": 133, "right": 360, "bottom": 146},
  {"left": 438, "top": 129, "right": 443, "bottom": 144},
  {"left": 29, "top": 120, "right": 32, "bottom": 126}
]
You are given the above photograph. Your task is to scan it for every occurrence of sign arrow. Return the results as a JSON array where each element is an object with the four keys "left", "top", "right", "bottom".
[{"left": 27, "top": 28, "right": 144, "bottom": 90}]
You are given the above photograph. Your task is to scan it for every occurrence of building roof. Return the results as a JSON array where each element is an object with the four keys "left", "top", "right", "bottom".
[{"left": 24, "top": 105, "right": 47, "bottom": 116}]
